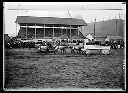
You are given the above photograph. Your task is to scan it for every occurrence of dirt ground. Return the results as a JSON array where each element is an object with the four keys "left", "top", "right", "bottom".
[{"left": 4, "top": 48, "right": 125, "bottom": 90}]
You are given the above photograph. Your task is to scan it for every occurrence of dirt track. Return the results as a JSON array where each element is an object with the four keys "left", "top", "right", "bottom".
[{"left": 4, "top": 48, "right": 125, "bottom": 90}]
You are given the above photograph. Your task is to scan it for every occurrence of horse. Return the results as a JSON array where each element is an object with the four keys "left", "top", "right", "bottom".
[
  {"left": 21, "top": 42, "right": 30, "bottom": 49},
  {"left": 54, "top": 44, "right": 67, "bottom": 54},
  {"left": 28, "top": 41, "right": 35, "bottom": 49},
  {"left": 5, "top": 41, "right": 12, "bottom": 49},
  {"left": 71, "top": 44, "right": 83, "bottom": 54},
  {"left": 10, "top": 41, "right": 22, "bottom": 49},
  {"left": 110, "top": 42, "right": 119, "bottom": 50}
]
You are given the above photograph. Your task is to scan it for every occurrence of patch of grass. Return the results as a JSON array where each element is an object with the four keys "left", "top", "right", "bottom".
[{"left": 4, "top": 49, "right": 125, "bottom": 90}]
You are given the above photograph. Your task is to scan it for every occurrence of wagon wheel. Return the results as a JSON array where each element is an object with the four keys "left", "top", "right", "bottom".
[
  {"left": 101, "top": 49, "right": 109, "bottom": 55},
  {"left": 81, "top": 50, "right": 84, "bottom": 54},
  {"left": 54, "top": 48, "right": 58, "bottom": 53},
  {"left": 86, "top": 50, "right": 90, "bottom": 54}
]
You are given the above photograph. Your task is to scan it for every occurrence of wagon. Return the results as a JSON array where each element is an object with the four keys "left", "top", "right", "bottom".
[
  {"left": 37, "top": 45, "right": 57, "bottom": 54},
  {"left": 81, "top": 45, "right": 111, "bottom": 55}
]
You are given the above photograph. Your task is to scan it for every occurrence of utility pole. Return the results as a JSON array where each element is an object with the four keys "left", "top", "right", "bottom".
[
  {"left": 67, "top": 9, "right": 72, "bottom": 38},
  {"left": 109, "top": 16, "right": 111, "bottom": 20},
  {"left": 18, "top": 3, "right": 20, "bottom": 16},
  {"left": 94, "top": 19, "right": 96, "bottom": 39},
  {"left": 102, "top": 18, "right": 104, "bottom": 24},
  {"left": 115, "top": 16, "right": 117, "bottom": 41},
  {"left": 119, "top": 12, "right": 121, "bottom": 19},
  {"left": 3, "top": 3, "right": 5, "bottom": 35},
  {"left": 17, "top": 3, "right": 20, "bottom": 37}
]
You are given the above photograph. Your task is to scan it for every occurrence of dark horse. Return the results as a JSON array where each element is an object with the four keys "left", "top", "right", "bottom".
[{"left": 71, "top": 44, "right": 83, "bottom": 54}]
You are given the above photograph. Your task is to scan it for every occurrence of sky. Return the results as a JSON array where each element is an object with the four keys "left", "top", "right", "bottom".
[{"left": 3, "top": 2, "right": 126, "bottom": 37}]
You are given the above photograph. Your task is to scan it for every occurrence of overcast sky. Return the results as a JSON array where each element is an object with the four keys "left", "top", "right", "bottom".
[{"left": 4, "top": 2, "right": 126, "bottom": 37}]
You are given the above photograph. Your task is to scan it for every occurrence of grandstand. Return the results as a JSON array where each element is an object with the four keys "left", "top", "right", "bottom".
[{"left": 15, "top": 16, "right": 87, "bottom": 41}]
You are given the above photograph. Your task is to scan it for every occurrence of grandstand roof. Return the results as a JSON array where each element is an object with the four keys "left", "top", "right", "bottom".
[{"left": 15, "top": 16, "right": 87, "bottom": 26}]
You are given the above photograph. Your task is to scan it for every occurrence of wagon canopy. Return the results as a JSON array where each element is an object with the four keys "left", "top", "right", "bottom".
[{"left": 15, "top": 16, "right": 87, "bottom": 26}]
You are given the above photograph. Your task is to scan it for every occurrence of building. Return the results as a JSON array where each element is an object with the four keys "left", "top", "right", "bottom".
[
  {"left": 94, "top": 36, "right": 107, "bottom": 42},
  {"left": 106, "top": 36, "right": 124, "bottom": 42},
  {"left": 15, "top": 16, "right": 87, "bottom": 42}
]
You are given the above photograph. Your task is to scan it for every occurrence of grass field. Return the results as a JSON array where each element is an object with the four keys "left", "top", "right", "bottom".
[{"left": 4, "top": 48, "right": 125, "bottom": 90}]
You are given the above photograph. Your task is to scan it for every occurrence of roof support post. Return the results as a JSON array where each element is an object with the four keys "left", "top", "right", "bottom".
[
  {"left": 94, "top": 19, "right": 96, "bottom": 39},
  {"left": 66, "top": 25, "right": 67, "bottom": 35},
  {"left": 78, "top": 30, "right": 79, "bottom": 36},
  {"left": 16, "top": 23, "right": 17, "bottom": 36},
  {"left": 70, "top": 25, "right": 71, "bottom": 38},
  {"left": 19, "top": 24, "right": 21, "bottom": 36},
  {"left": 53, "top": 25, "right": 54, "bottom": 39},
  {"left": 35, "top": 24, "right": 36, "bottom": 39},
  {"left": 78, "top": 26, "right": 79, "bottom": 36},
  {"left": 61, "top": 25, "right": 62, "bottom": 36},
  {"left": 115, "top": 19, "right": 117, "bottom": 41},
  {"left": 26, "top": 24, "right": 27, "bottom": 39},
  {"left": 81, "top": 26, "right": 82, "bottom": 34},
  {"left": 44, "top": 24, "right": 45, "bottom": 39}
]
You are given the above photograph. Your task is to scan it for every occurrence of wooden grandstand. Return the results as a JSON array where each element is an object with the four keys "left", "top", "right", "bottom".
[{"left": 15, "top": 16, "right": 87, "bottom": 41}]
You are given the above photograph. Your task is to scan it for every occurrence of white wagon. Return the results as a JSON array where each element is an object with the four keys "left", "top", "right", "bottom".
[{"left": 81, "top": 44, "right": 111, "bottom": 55}]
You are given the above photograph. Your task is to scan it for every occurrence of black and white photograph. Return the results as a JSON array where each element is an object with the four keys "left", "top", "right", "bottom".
[{"left": 3, "top": 2, "right": 126, "bottom": 91}]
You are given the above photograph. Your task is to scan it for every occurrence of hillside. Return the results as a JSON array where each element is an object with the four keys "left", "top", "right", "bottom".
[{"left": 82, "top": 19, "right": 125, "bottom": 37}]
